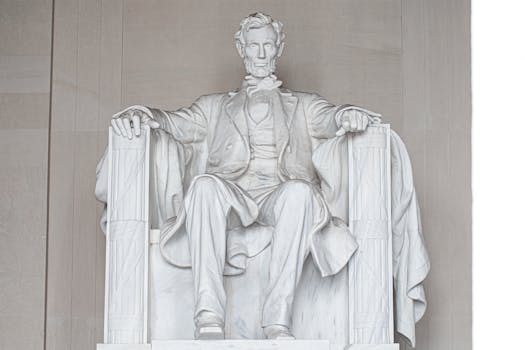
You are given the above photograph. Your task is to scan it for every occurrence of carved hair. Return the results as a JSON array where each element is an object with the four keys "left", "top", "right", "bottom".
[{"left": 234, "top": 12, "right": 285, "bottom": 47}]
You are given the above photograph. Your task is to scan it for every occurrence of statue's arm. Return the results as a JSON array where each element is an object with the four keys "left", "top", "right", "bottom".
[
  {"left": 147, "top": 95, "right": 212, "bottom": 144},
  {"left": 111, "top": 94, "right": 220, "bottom": 144},
  {"left": 304, "top": 94, "right": 349, "bottom": 138},
  {"left": 304, "top": 93, "right": 381, "bottom": 138}
]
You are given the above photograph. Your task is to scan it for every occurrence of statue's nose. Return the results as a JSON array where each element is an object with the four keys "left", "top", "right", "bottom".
[{"left": 258, "top": 45, "right": 266, "bottom": 59}]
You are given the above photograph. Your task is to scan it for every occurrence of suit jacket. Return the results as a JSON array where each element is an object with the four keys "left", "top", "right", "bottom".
[{"left": 149, "top": 88, "right": 351, "bottom": 183}]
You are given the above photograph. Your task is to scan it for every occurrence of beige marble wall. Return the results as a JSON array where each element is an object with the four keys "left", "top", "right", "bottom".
[
  {"left": 44, "top": 1, "right": 471, "bottom": 349},
  {"left": 0, "top": 0, "right": 53, "bottom": 349},
  {"left": 399, "top": 1, "right": 471, "bottom": 349}
]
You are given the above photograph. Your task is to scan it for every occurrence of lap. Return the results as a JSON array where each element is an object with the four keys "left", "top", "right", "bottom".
[
  {"left": 257, "top": 180, "right": 320, "bottom": 226},
  {"left": 187, "top": 174, "right": 259, "bottom": 228},
  {"left": 189, "top": 175, "right": 320, "bottom": 228}
]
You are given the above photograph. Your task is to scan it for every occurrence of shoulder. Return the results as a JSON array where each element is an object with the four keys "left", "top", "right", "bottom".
[
  {"left": 281, "top": 88, "right": 318, "bottom": 99},
  {"left": 194, "top": 92, "right": 230, "bottom": 105}
]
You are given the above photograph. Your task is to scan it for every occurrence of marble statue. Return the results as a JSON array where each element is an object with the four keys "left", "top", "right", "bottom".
[{"left": 95, "top": 12, "right": 430, "bottom": 350}]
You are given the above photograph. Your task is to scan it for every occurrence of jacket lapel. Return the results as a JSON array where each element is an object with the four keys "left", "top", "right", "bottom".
[
  {"left": 225, "top": 90, "right": 248, "bottom": 138},
  {"left": 271, "top": 89, "right": 298, "bottom": 154},
  {"left": 279, "top": 89, "right": 298, "bottom": 129}
]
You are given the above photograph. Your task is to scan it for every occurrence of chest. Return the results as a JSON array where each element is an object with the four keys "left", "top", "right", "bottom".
[
  {"left": 246, "top": 94, "right": 271, "bottom": 124},
  {"left": 243, "top": 95, "right": 275, "bottom": 143}
]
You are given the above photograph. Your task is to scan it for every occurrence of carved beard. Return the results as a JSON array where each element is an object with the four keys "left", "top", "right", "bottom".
[{"left": 243, "top": 57, "right": 277, "bottom": 78}]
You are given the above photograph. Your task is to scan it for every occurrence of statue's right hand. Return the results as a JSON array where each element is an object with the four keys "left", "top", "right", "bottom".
[{"left": 110, "top": 105, "right": 160, "bottom": 139}]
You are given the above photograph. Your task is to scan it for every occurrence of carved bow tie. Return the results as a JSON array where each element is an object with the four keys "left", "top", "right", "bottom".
[{"left": 244, "top": 75, "right": 283, "bottom": 97}]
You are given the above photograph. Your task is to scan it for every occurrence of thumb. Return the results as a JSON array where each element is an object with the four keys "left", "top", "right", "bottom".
[{"left": 145, "top": 119, "right": 160, "bottom": 129}]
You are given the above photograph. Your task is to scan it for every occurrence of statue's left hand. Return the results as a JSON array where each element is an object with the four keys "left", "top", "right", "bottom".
[
  {"left": 110, "top": 105, "right": 161, "bottom": 139},
  {"left": 336, "top": 107, "right": 382, "bottom": 136}
]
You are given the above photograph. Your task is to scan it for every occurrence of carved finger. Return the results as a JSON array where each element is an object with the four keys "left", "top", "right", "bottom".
[
  {"left": 123, "top": 118, "right": 133, "bottom": 139},
  {"left": 350, "top": 117, "right": 358, "bottom": 131},
  {"left": 361, "top": 115, "right": 369, "bottom": 130},
  {"left": 342, "top": 120, "right": 351, "bottom": 132},
  {"left": 335, "top": 127, "right": 346, "bottom": 137},
  {"left": 132, "top": 113, "right": 141, "bottom": 137},
  {"left": 116, "top": 118, "right": 127, "bottom": 138},
  {"left": 357, "top": 114, "right": 367, "bottom": 131},
  {"left": 355, "top": 116, "right": 362, "bottom": 131},
  {"left": 111, "top": 119, "right": 122, "bottom": 136},
  {"left": 146, "top": 119, "right": 160, "bottom": 129},
  {"left": 121, "top": 110, "right": 131, "bottom": 121}
]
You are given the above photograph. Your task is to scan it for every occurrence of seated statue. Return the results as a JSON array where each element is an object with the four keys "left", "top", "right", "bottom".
[{"left": 96, "top": 12, "right": 430, "bottom": 347}]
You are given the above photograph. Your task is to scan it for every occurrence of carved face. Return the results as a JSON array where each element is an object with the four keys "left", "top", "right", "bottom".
[{"left": 240, "top": 24, "right": 281, "bottom": 78}]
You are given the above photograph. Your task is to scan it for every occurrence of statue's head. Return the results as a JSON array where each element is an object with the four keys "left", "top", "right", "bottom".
[{"left": 234, "top": 13, "right": 285, "bottom": 78}]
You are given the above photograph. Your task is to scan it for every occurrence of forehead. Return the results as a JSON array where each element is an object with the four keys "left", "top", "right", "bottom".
[{"left": 243, "top": 24, "right": 277, "bottom": 43}]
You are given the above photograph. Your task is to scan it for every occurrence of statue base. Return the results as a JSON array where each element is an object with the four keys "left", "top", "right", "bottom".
[
  {"left": 97, "top": 341, "right": 399, "bottom": 350},
  {"left": 345, "top": 345, "right": 399, "bottom": 350},
  {"left": 97, "top": 345, "right": 151, "bottom": 350}
]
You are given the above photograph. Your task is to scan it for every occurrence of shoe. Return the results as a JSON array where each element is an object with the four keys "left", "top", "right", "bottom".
[
  {"left": 195, "top": 323, "right": 225, "bottom": 340},
  {"left": 194, "top": 311, "right": 225, "bottom": 340},
  {"left": 263, "top": 324, "right": 296, "bottom": 340}
]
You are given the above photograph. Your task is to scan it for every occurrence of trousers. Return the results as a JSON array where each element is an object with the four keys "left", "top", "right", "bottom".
[{"left": 184, "top": 174, "right": 324, "bottom": 328}]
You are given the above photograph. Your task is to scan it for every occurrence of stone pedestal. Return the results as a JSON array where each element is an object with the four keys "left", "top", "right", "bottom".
[
  {"left": 153, "top": 340, "right": 329, "bottom": 350},
  {"left": 97, "top": 341, "right": 399, "bottom": 350},
  {"left": 97, "top": 345, "right": 151, "bottom": 350},
  {"left": 346, "top": 345, "right": 399, "bottom": 350}
]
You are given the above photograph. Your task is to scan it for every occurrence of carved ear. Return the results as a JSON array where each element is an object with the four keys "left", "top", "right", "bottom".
[
  {"left": 236, "top": 41, "right": 245, "bottom": 58},
  {"left": 277, "top": 41, "right": 285, "bottom": 57}
]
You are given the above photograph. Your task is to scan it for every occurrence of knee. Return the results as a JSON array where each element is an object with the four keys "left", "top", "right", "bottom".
[
  {"left": 279, "top": 180, "right": 315, "bottom": 201},
  {"left": 272, "top": 181, "right": 321, "bottom": 226},
  {"left": 189, "top": 175, "right": 219, "bottom": 196}
]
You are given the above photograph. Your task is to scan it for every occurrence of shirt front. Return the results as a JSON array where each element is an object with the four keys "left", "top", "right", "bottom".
[{"left": 235, "top": 93, "right": 282, "bottom": 204}]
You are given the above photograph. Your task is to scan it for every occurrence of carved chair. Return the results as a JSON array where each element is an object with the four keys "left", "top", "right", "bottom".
[{"left": 101, "top": 125, "right": 396, "bottom": 350}]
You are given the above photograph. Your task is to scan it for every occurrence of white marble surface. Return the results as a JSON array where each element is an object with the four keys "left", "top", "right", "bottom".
[
  {"left": 103, "top": 127, "right": 150, "bottom": 343},
  {"left": 149, "top": 237, "right": 350, "bottom": 341},
  {"left": 105, "top": 124, "right": 417, "bottom": 345},
  {"left": 96, "top": 341, "right": 400, "bottom": 350},
  {"left": 152, "top": 340, "right": 330, "bottom": 350},
  {"left": 96, "top": 341, "right": 399, "bottom": 350},
  {"left": 346, "top": 126, "right": 393, "bottom": 343},
  {"left": 97, "top": 345, "right": 151, "bottom": 350},
  {"left": 346, "top": 345, "right": 399, "bottom": 350}
]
